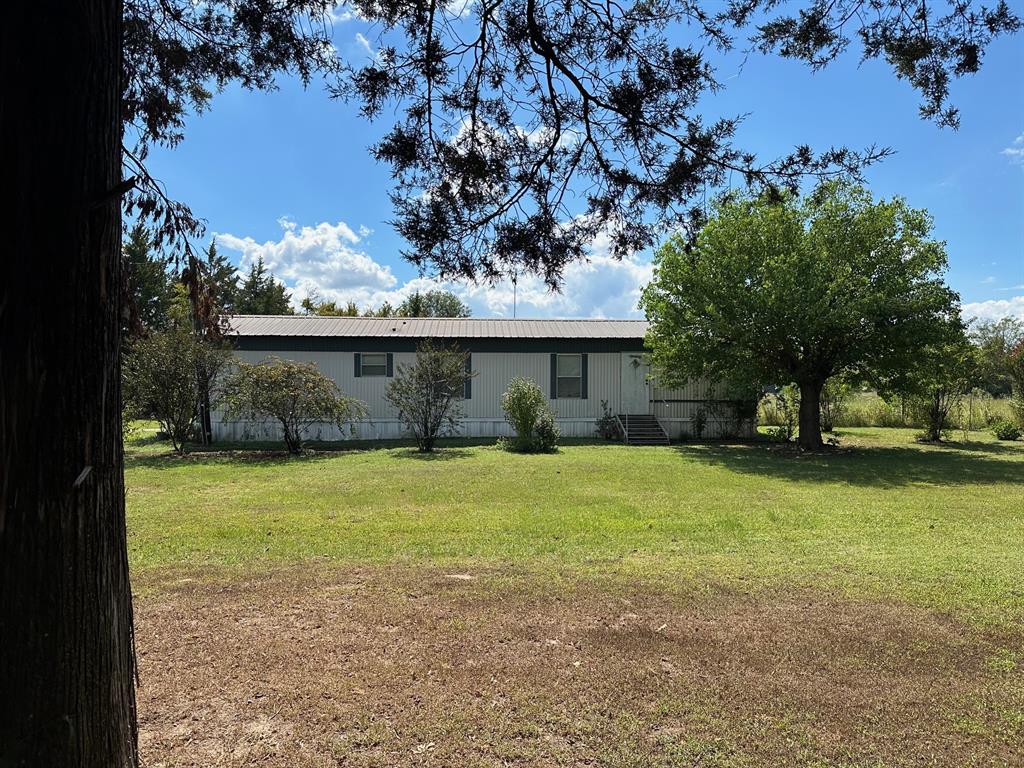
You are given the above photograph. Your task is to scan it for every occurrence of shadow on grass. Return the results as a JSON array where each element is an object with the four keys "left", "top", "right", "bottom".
[
  {"left": 124, "top": 448, "right": 343, "bottom": 470},
  {"left": 389, "top": 447, "right": 475, "bottom": 461},
  {"left": 676, "top": 441, "right": 1024, "bottom": 488}
]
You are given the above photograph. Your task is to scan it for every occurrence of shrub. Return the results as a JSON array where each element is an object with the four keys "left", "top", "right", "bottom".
[
  {"left": 991, "top": 420, "right": 1021, "bottom": 441},
  {"left": 534, "top": 410, "right": 560, "bottom": 452},
  {"left": 595, "top": 400, "right": 621, "bottom": 440},
  {"left": 222, "top": 357, "right": 367, "bottom": 453},
  {"left": 122, "top": 328, "right": 232, "bottom": 454},
  {"left": 500, "top": 376, "right": 558, "bottom": 452},
  {"left": 819, "top": 377, "right": 851, "bottom": 433},
  {"left": 691, "top": 408, "right": 707, "bottom": 440},
  {"left": 385, "top": 340, "right": 472, "bottom": 452}
]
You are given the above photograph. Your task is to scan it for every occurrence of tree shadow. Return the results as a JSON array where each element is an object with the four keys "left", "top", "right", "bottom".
[
  {"left": 124, "top": 448, "right": 342, "bottom": 471},
  {"left": 389, "top": 447, "right": 475, "bottom": 461},
  {"left": 676, "top": 442, "right": 1024, "bottom": 488}
]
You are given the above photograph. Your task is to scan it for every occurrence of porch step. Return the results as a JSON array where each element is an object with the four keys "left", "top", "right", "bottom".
[{"left": 617, "top": 414, "right": 670, "bottom": 445}]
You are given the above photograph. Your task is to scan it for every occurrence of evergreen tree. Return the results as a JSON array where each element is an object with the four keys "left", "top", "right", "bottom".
[
  {"left": 201, "top": 239, "right": 239, "bottom": 315},
  {"left": 234, "top": 257, "right": 293, "bottom": 315},
  {"left": 123, "top": 223, "right": 172, "bottom": 333}
]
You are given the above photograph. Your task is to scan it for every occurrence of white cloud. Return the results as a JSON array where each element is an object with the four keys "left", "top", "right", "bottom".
[
  {"left": 962, "top": 296, "right": 1024, "bottom": 324},
  {"left": 455, "top": 232, "right": 652, "bottom": 318},
  {"left": 217, "top": 220, "right": 399, "bottom": 309},
  {"left": 326, "top": 4, "right": 360, "bottom": 23},
  {"left": 1001, "top": 132, "right": 1024, "bottom": 166},
  {"left": 354, "top": 32, "right": 374, "bottom": 56},
  {"left": 980, "top": 275, "right": 996, "bottom": 284},
  {"left": 216, "top": 219, "right": 654, "bottom": 318}
]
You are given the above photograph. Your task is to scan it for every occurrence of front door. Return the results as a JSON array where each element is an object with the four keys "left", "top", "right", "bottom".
[{"left": 620, "top": 352, "right": 649, "bottom": 414}]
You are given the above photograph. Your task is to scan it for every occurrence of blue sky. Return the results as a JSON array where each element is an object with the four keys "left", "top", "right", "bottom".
[{"left": 144, "top": 5, "right": 1024, "bottom": 321}]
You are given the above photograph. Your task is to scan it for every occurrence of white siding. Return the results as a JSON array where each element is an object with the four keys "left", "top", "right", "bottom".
[
  {"left": 213, "top": 347, "right": 754, "bottom": 441},
  {"left": 214, "top": 349, "right": 635, "bottom": 441}
]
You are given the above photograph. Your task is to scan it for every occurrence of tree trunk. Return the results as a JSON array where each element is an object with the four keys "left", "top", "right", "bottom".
[
  {"left": 797, "top": 380, "right": 825, "bottom": 451},
  {"left": 1, "top": 1, "right": 138, "bottom": 766}
]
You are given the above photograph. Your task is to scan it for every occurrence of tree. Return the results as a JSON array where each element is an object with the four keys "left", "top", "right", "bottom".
[
  {"left": 641, "top": 183, "right": 962, "bottom": 450},
  {"left": 301, "top": 296, "right": 362, "bottom": 316},
  {"left": 385, "top": 341, "right": 472, "bottom": 451},
  {"left": 893, "top": 339, "right": 979, "bottom": 441},
  {"left": 235, "top": 257, "right": 294, "bottom": 315},
  {"left": 397, "top": 290, "right": 471, "bottom": 318},
  {"left": 4, "top": 0, "right": 1018, "bottom": 764},
  {"left": 201, "top": 239, "right": 239, "bottom": 316},
  {"left": 222, "top": 358, "right": 367, "bottom": 453},
  {"left": 1009, "top": 340, "right": 1024, "bottom": 428},
  {"left": 123, "top": 329, "right": 232, "bottom": 454},
  {"left": 347, "top": 0, "right": 1018, "bottom": 286},
  {"left": 971, "top": 317, "right": 1024, "bottom": 396},
  {"left": 123, "top": 223, "right": 172, "bottom": 334}
]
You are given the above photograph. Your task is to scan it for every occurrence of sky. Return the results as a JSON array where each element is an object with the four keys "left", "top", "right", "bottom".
[{"left": 144, "top": 4, "right": 1024, "bottom": 323}]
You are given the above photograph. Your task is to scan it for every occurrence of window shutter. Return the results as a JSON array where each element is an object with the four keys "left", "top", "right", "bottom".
[
  {"left": 550, "top": 353, "right": 557, "bottom": 399},
  {"left": 386, "top": 352, "right": 394, "bottom": 377},
  {"left": 464, "top": 353, "right": 472, "bottom": 399},
  {"left": 581, "top": 353, "right": 588, "bottom": 399},
  {"left": 354, "top": 352, "right": 361, "bottom": 377}
]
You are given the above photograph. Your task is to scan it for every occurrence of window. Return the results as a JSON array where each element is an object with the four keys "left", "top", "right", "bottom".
[
  {"left": 556, "top": 354, "right": 582, "bottom": 398},
  {"left": 360, "top": 353, "right": 388, "bottom": 377}
]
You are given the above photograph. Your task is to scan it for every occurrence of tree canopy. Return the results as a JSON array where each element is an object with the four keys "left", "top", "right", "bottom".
[
  {"left": 235, "top": 257, "right": 294, "bottom": 315},
  {"left": 397, "top": 290, "right": 471, "bottom": 318},
  {"left": 971, "top": 317, "right": 1024, "bottom": 396},
  {"left": 123, "top": 0, "right": 1019, "bottom": 287},
  {"left": 641, "top": 182, "right": 963, "bottom": 449}
]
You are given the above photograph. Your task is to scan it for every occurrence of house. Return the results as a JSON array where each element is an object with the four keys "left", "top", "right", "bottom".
[{"left": 217, "top": 315, "right": 755, "bottom": 443}]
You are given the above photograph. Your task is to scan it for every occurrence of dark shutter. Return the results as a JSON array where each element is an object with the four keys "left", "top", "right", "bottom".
[
  {"left": 550, "top": 353, "right": 558, "bottom": 399},
  {"left": 581, "top": 353, "right": 588, "bottom": 399},
  {"left": 354, "top": 352, "right": 361, "bottom": 377},
  {"left": 464, "top": 353, "right": 472, "bottom": 399},
  {"left": 386, "top": 352, "right": 394, "bottom": 377}
]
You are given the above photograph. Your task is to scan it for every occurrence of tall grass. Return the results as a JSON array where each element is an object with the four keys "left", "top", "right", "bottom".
[{"left": 759, "top": 389, "right": 1014, "bottom": 431}]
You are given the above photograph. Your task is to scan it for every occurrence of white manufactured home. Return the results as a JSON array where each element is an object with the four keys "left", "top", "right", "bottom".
[{"left": 217, "top": 315, "right": 755, "bottom": 443}]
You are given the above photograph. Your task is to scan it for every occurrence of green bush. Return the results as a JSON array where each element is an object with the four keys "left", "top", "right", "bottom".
[
  {"left": 991, "top": 420, "right": 1021, "bottom": 441},
  {"left": 595, "top": 400, "right": 621, "bottom": 440},
  {"left": 534, "top": 410, "right": 560, "bottom": 452},
  {"left": 500, "top": 376, "right": 559, "bottom": 452}
]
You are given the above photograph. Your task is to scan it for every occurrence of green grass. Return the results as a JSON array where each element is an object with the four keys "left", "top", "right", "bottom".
[{"left": 125, "top": 427, "right": 1024, "bottom": 625}]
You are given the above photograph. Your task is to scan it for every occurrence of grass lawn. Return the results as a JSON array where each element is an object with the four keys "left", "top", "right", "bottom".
[{"left": 126, "top": 427, "right": 1024, "bottom": 767}]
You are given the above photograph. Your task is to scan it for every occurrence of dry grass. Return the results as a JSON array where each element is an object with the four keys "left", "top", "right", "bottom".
[{"left": 136, "top": 567, "right": 1023, "bottom": 768}]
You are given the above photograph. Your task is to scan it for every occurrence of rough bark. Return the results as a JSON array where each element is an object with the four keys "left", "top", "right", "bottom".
[
  {"left": 0, "top": 1, "right": 138, "bottom": 766},
  {"left": 797, "top": 380, "right": 825, "bottom": 451}
]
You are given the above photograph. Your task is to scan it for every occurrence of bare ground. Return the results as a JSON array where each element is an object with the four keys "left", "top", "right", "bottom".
[{"left": 135, "top": 567, "right": 1023, "bottom": 767}]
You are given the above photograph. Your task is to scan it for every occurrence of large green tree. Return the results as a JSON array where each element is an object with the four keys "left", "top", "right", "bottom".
[
  {"left": 641, "top": 183, "right": 962, "bottom": 449},
  {"left": 2, "top": 0, "right": 1018, "bottom": 765},
  {"left": 234, "top": 257, "right": 294, "bottom": 315}
]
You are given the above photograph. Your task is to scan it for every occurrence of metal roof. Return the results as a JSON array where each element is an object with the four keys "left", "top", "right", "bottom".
[{"left": 227, "top": 315, "right": 649, "bottom": 340}]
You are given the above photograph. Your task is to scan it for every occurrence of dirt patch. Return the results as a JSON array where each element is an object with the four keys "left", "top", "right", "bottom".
[{"left": 135, "top": 567, "right": 1023, "bottom": 767}]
